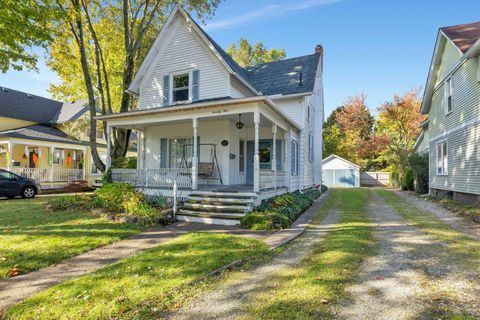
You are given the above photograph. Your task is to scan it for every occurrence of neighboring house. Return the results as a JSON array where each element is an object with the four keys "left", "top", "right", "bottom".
[
  {"left": 322, "top": 155, "right": 360, "bottom": 188},
  {"left": 0, "top": 87, "right": 127, "bottom": 189},
  {"left": 420, "top": 21, "right": 480, "bottom": 204},
  {"left": 99, "top": 5, "right": 324, "bottom": 224}
]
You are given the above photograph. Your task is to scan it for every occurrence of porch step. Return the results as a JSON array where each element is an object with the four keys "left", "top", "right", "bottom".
[
  {"left": 189, "top": 191, "right": 257, "bottom": 198},
  {"left": 188, "top": 196, "right": 254, "bottom": 205},
  {"left": 177, "top": 190, "right": 257, "bottom": 225},
  {"left": 183, "top": 203, "right": 250, "bottom": 213}
]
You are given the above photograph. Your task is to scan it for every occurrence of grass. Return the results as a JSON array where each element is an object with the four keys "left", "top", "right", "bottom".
[
  {"left": 377, "top": 190, "right": 480, "bottom": 272},
  {"left": 3, "top": 233, "right": 269, "bottom": 320},
  {"left": 429, "top": 196, "right": 480, "bottom": 221},
  {"left": 0, "top": 197, "right": 144, "bottom": 279},
  {"left": 239, "top": 188, "right": 376, "bottom": 319}
]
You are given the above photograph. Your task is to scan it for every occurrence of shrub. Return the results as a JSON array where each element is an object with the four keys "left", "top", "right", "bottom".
[
  {"left": 408, "top": 151, "right": 429, "bottom": 194},
  {"left": 92, "top": 183, "right": 155, "bottom": 217},
  {"left": 321, "top": 184, "right": 328, "bottom": 193},
  {"left": 112, "top": 157, "right": 137, "bottom": 169},
  {"left": 146, "top": 193, "right": 170, "bottom": 209},
  {"left": 48, "top": 195, "right": 92, "bottom": 211},
  {"left": 240, "top": 188, "right": 324, "bottom": 230}
]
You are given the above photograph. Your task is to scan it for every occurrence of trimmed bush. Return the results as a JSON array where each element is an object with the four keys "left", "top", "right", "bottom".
[
  {"left": 240, "top": 187, "right": 325, "bottom": 230},
  {"left": 112, "top": 157, "right": 137, "bottom": 169}
]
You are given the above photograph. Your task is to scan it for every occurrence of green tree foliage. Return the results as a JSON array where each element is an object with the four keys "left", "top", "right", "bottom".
[
  {"left": 408, "top": 151, "right": 429, "bottom": 194},
  {"left": 0, "top": 0, "right": 58, "bottom": 72},
  {"left": 227, "top": 38, "right": 286, "bottom": 67}
]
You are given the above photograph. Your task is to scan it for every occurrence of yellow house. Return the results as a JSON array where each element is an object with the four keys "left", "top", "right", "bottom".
[{"left": 0, "top": 87, "right": 135, "bottom": 190}]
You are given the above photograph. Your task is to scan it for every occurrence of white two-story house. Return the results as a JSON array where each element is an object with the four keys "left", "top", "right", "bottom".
[{"left": 99, "top": 5, "right": 324, "bottom": 224}]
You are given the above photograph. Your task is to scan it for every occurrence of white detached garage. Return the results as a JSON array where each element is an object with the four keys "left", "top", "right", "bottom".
[{"left": 322, "top": 155, "right": 360, "bottom": 188}]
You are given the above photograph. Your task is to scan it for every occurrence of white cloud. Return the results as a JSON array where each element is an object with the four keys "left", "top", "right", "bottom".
[{"left": 205, "top": 0, "right": 341, "bottom": 30}]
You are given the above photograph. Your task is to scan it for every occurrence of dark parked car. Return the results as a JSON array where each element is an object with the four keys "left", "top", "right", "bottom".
[{"left": 0, "top": 169, "right": 40, "bottom": 199}]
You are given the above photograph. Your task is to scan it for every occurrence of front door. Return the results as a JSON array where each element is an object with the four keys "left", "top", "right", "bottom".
[{"left": 246, "top": 140, "right": 273, "bottom": 185}]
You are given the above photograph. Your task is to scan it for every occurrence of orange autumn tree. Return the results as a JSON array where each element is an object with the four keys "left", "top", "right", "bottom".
[{"left": 377, "top": 89, "right": 426, "bottom": 187}]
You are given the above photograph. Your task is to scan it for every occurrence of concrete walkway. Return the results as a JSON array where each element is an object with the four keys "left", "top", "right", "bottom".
[{"left": 0, "top": 222, "right": 271, "bottom": 311}]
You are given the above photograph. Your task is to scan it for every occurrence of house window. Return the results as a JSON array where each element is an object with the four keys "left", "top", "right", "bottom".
[
  {"left": 53, "top": 149, "right": 62, "bottom": 164},
  {"left": 445, "top": 77, "right": 453, "bottom": 113},
  {"left": 90, "top": 153, "right": 107, "bottom": 175},
  {"left": 86, "top": 123, "right": 104, "bottom": 140},
  {"left": 291, "top": 140, "right": 299, "bottom": 175},
  {"left": 239, "top": 140, "right": 245, "bottom": 172},
  {"left": 172, "top": 73, "right": 190, "bottom": 103},
  {"left": 436, "top": 141, "right": 448, "bottom": 175},
  {"left": 168, "top": 137, "right": 192, "bottom": 168},
  {"left": 259, "top": 142, "right": 271, "bottom": 163},
  {"left": 307, "top": 105, "right": 311, "bottom": 121},
  {"left": 308, "top": 132, "right": 313, "bottom": 162}
]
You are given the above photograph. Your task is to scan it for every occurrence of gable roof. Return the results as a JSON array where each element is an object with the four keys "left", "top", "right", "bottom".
[
  {"left": 245, "top": 54, "right": 320, "bottom": 96},
  {"left": 421, "top": 22, "right": 480, "bottom": 114},
  {"left": 0, "top": 87, "right": 89, "bottom": 124},
  {"left": 322, "top": 154, "right": 360, "bottom": 169},
  {"left": 441, "top": 21, "right": 480, "bottom": 53},
  {"left": 129, "top": 5, "right": 320, "bottom": 97}
]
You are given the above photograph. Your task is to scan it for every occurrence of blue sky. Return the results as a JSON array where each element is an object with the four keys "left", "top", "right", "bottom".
[{"left": 1, "top": 0, "right": 479, "bottom": 117}]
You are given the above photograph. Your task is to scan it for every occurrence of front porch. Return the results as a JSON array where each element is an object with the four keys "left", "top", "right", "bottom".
[
  {"left": 0, "top": 140, "right": 87, "bottom": 186},
  {"left": 100, "top": 97, "right": 302, "bottom": 224}
]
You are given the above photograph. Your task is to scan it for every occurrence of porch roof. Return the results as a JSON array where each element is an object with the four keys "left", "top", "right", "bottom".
[
  {"left": 0, "top": 125, "right": 93, "bottom": 147},
  {"left": 96, "top": 96, "right": 301, "bottom": 131}
]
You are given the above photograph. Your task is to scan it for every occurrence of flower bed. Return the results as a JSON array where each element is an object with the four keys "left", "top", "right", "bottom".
[{"left": 240, "top": 185, "right": 327, "bottom": 230}]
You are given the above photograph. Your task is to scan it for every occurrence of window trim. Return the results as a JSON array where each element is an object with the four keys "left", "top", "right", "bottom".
[
  {"left": 291, "top": 139, "right": 299, "bottom": 176},
  {"left": 169, "top": 70, "right": 192, "bottom": 105},
  {"left": 307, "top": 104, "right": 311, "bottom": 122},
  {"left": 445, "top": 77, "right": 453, "bottom": 115},
  {"left": 436, "top": 140, "right": 448, "bottom": 176},
  {"left": 308, "top": 132, "right": 313, "bottom": 162}
]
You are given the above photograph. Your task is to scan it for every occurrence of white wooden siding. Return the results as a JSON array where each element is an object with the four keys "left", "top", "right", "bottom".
[{"left": 139, "top": 15, "right": 230, "bottom": 110}]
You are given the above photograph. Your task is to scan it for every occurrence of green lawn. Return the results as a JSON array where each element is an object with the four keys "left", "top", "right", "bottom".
[
  {"left": 0, "top": 197, "right": 144, "bottom": 279},
  {"left": 240, "top": 188, "right": 376, "bottom": 319},
  {"left": 4, "top": 233, "right": 269, "bottom": 320}
]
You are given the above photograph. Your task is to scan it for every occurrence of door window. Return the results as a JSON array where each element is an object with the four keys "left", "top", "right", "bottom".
[{"left": 0, "top": 171, "right": 15, "bottom": 180}]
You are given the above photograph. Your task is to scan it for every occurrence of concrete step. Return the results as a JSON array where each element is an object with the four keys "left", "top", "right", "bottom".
[
  {"left": 177, "top": 210, "right": 245, "bottom": 220},
  {"left": 183, "top": 203, "right": 251, "bottom": 213},
  {"left": 176, "top": 214, "right": 240, "bottom": 226}
]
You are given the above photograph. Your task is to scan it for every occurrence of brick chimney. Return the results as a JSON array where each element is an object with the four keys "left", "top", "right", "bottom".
[{"left": 315, "top": 44, "right": 323, "bottom": 55}]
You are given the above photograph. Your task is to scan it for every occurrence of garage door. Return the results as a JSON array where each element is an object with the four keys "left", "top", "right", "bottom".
[{"left": 323, "top": 169, "right": 357, "bottom": 188}]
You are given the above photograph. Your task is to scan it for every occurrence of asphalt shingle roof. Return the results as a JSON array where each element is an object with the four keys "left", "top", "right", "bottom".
[
  {"left": 441, "top": 21, "right": 480, "bottom": 53},
  {"left": 245, "top": 54, "right": 320, "bottom": 96},
  {"left": 0, "top": 125, "right": 87, "bottom": 145},
  {"left": 0, "top": 87, "right": 88, "bottom": 124}
]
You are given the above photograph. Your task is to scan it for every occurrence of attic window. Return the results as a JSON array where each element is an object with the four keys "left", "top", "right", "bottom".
[{"left": 172, "top": 73, "right": 190, "bottom": 103}]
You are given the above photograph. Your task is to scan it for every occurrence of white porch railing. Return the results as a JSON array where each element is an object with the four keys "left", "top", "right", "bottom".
[
  {"left": 0, "top": 168, "right": 84, "bottom": 182},
  {"left": 276, "top": 170, "right": 286, "bottom": 187},
  {"left": 112, "top": 168, "right": 192, "bottom": 188}
]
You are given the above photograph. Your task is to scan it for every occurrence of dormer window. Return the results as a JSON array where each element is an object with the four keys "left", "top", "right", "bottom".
[{"left": 172, "top": 73, "right": 190, "bottom": 103}]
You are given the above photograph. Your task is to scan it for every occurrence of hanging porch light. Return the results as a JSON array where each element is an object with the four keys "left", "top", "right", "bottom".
[{"left": 236, "top": 114, "right": 244, "bottom": 130}]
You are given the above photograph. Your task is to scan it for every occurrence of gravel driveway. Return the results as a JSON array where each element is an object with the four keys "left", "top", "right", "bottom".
[
  {"left": 335, "top": 190, "right": 480, "bottom": 320},
  {"left": 166, "top": 210, "right": 340, "bottom": 320}
]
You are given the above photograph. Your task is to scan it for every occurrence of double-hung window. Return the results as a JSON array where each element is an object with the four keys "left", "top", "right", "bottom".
[
  {"left": 445, "top": 77, "right": 453, "bottom": 113},
  {"left": 172, "top": 73, "right": 190, "bottom": 103},
  {"left": 436, "top": 141, "right": 448, "bottom": 175},
  {"left": 291, "top": 140, "right": 299, "bottom": 175},
  {"left": 90, "top": 153, "right": 107, "bottom": 175},
  {"left": 168, "top": 137, "right": 192, "bottom": 168}
]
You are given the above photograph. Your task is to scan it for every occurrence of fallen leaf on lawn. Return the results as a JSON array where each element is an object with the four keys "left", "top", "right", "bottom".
[
  {"left": 376, "top": 275, "right": 385, "bottom": 281},
  {"left": 0, "top": 257, "right": 7, "bottom": 262},
  {"left": 320, "top": 298, "right": 328, "bottom": 304},
  {"left": 8, "top": 267, "right": 20, "bottom": 277}
]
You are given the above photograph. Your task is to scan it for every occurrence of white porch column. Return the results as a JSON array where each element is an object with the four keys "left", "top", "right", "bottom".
[
  {"left": 285, "top": 130, "right": 292, "bottom": 192},
  {"left": 82, "top": 149, "right": 86, "bottom": 180},
  {"left": 253, "top": 111, "right": 260, "bottom": 193},
  {"left": 106, "top": 125, "right": 112, "bottom": 171},
  {"left": 49, "top": 146, "right": 54, "bottom": 182},
  {"left": 7, "top": 142, "right": 12, "bottom": 171},
  {"left": 272, "top": 124, "right": 277, "bottom": 190},
  {"left": 191, "top": 118, "right": 198, "bottom": 190}
]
